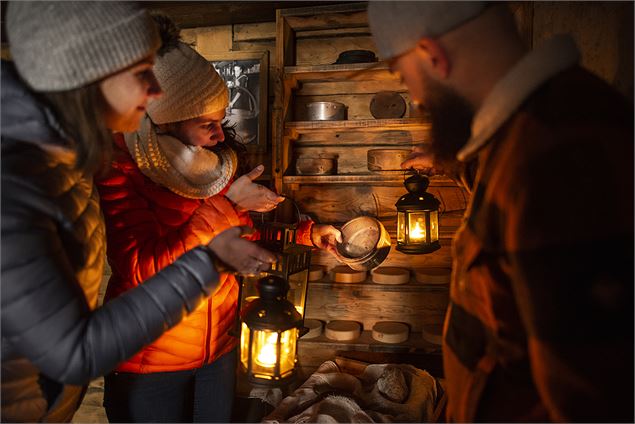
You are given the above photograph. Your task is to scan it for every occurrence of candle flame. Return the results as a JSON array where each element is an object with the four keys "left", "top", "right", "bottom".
[
  {"left": 410, "top": 221, "right": 426, "bottom": 241},
  {"left": 256, "top": 333, "right": 278, "bottom": 367}
]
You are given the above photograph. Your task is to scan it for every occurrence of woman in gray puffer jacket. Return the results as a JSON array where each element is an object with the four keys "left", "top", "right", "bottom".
[{"left": 1, "top": 3, "right": 275, "bottom": 422}]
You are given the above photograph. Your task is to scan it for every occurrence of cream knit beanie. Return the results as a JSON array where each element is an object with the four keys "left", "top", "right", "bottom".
[
  {"left": 147, "top": 42, "right": 229, "bottom": 124},
  {"left": 7, "top": 1, "right": 160, "bottom": 92}
]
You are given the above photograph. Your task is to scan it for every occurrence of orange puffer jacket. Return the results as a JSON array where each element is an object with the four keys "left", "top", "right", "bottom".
[{"left": 97, "top": 136, "right": 313, "bottom": 373}]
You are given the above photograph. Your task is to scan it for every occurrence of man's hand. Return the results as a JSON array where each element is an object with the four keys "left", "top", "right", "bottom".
[
  {"left": 310, "top": 224, "right": 343, "bottom": 256},
  {"left": 225, "top": 165, "right": 285, "bottom": 212},
  {"left": 208, "top": 226, "right": 276, "bottom": 275},
  {"left": 400, "top": 144, "right": 441, "bottom": 175}
]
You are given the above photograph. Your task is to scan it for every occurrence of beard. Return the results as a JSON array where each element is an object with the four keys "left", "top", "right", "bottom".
[{"left": 414, "top": 75, "right": 474, "bottom": 166}]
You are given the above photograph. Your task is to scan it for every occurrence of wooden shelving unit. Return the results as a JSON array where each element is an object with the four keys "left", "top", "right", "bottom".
[{"left": 273, "top": 3, "right": 462, "bottom": 372}]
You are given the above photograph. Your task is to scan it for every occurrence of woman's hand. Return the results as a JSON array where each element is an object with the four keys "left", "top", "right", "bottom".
[
  {"left": 310, "top": 224, "right": 343, "bottom": 256},
  {"left": 225, "top": 165, "right": 285, "bottom": 212},
  {"left": 208, "top": 226, "right": 276, "bottom": 275}
]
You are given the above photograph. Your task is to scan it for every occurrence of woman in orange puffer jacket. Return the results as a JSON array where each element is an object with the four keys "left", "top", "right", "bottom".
[{"left": 96, "top": 24, "right": 341, "bottom": 423}]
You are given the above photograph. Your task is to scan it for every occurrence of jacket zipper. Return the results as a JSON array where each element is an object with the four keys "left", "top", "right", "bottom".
[{"left": 203, "top": 299, "right": 213, "bottom": 364}]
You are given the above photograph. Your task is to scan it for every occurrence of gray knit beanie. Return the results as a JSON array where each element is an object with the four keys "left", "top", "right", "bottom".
[
  {"left": 368, "top": 1, "right": 486, "bottom": 59},
  {"left": 147, "top": 42, "right": 228, "bottom": 125},
  {"left": 7, "top": 1, "right": 160, "bottom": 92}
]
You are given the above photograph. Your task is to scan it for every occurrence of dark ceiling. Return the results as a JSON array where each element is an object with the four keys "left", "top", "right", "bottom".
[
  {"left": 144, "top": 1, "right": 353, "bottom": 28},
  {"left": 1, "top": 1, "right": 356, "bottom": 42}
]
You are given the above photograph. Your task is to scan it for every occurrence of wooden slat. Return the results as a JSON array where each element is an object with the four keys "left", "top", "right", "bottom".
[
  {"left": 299, "top": 330, "right": 441, "bottom": 353},
  {"left": 280, "top": 2, "right": 367, "bottom": 18},
  {"left": 294, "top": 129, "right": 429, "bottom": 146},
  {"left": 308, "top": 276, "right": 449, "bottom": 292},
  {"left": 285, "top": 118, "right": 431, "bottom": 135},
  {"left": 285, "top": 62, "right": 394, "bottom": 82},
  {"left": 283, "top": 173, "right": 455, "bottom": 185},
  {"left": 297, "top": 80, "right": 406, "bottom": 96},
  {"left": 298, "top": 26, "right": 371, "bottom": 39},
  {"left": 233, "top": 22, "right": 370, "bottom": 42}
]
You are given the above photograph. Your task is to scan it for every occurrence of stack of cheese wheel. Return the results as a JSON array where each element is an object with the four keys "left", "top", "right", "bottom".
[
  {"left": 332, "top": 265, "right": 366, "bottom": 283},
  {"left": 308, "top": 265, "right": 325, "bottom": 281},
  {"left": 371, "top": 322, "right": 409, "bottom": 344},
  {"left": 414, "top": 267, "right": 451, "bottom": 285},
  {"left": 325, "top": 320, "right": 361, "bottom": 341},
  {"left": 371, "top": 267, "right": 409, "bottom": 285},
  {"left": 302, "top": 319, "right": 324, "bottom": 339}
]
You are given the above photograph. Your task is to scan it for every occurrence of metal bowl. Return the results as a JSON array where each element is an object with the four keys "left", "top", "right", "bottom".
[
  {"left": 335, "top": 216, "right": 391, "bottom": 271},
  {"left": 304, "top": 101, "right": 347, "bottom": 121}
]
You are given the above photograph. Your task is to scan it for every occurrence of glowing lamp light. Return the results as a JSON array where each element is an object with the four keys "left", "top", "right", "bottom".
[
  {"left": 395, "top": 173, "right": 441, "bottom": 254},
  {"left": 239, "top": 275, "right": 303, "bottom": 385}
]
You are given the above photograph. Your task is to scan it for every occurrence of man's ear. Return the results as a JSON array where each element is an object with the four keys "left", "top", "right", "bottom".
[{"left": 415, "top": 38, "right": 450, "bottom": 79}]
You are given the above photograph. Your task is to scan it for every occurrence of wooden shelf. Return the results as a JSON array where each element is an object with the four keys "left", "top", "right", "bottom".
[
  {"left": 285, "top": 118, "right": 430, "bottom": 135},
  {"left": 285, "top": 62, "right": 395, "bottom": 83},
  {"left": 282, "top": 173, "right": 456, "bottom": 186},
  {"left": 299, "top": 329, "right": 441, "bottom": 354},
  {"left": 309, "top": 277, "right": 449, "bottom": 293}
]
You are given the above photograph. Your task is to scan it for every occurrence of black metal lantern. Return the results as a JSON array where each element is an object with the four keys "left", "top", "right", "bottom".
[
  {"left": 395, "top": 173, "right": 441, "bottom": 254},
  {"left": 240, "top": 275, "right": 303, "bottom": 385},
  {"left": 236, "top": 198, "right": 312, "bottom": 324}
]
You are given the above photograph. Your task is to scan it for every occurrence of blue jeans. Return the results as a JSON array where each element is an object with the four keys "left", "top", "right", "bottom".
[{"left": 104, "top": 350, "right": 236, "bottom": 423}]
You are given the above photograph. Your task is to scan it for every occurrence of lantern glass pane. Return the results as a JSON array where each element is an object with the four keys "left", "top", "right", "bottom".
[
  {"left": 397, "top": 212, "right": 405, "bottom": 243},
  {"left": 251, "top": 329, "right": 278, "bottom": 379},
  {"left": 429, "top": 210, "right": 439, "bottom": 242},
  {"left": 240, "top": 322, "right": 250, "bottom": 369},
  {"left": 279, "top": 328, "right": 298, "bottom": 377},
  {"left": 239, "top": 275, "right": 261, "bottom": 310},
  {"left": 288, "top": 269, "right": 309, "bottom": 316},
  {"left": 408, "top": 212, "right": 428, "bottom": 243}
]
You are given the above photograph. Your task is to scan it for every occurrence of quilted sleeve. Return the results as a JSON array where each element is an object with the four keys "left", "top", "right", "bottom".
[{"left": 1, "top": 173, "right": 220, "bottom": 385}]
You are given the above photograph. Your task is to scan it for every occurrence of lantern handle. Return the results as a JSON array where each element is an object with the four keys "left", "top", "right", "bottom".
[{"left": 252, "top": 194, "right": 303, "bottom": 225}]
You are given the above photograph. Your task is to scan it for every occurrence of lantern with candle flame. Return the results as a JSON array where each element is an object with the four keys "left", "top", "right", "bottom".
[
  {"left": 395, "top": 173, "right": 441, "bottom": 254},
  {"left": 240, "top": 275, "right": 303, "bottom": 384}
]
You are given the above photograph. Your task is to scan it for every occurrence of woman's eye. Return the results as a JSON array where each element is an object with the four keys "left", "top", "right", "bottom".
[{"left": 135, "top": 69, "right": 152, "bottom": 81}]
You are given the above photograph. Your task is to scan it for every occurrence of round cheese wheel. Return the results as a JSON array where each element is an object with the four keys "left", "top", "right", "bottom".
[
  {"left": 414, "top": 267, "right": 451, "bottom": 285},
  {"left": 371, "top": 267, "right": 410, "bottom": 285},
  {"left": 422, "top": 323, "right": 443, "bottom": 346},
  {"left": 308, "top": 265, "right": 325, "bottom": 281},
  {"left": 372, "top": 322, "right": 409, "bottom": 344},
  {"left": 325, "top": 320, "right": 361, "bottom": 341},
  {"left": 332, "top": 265, "right": 367, "bottom": 283},
  {"left": 302, "top": 319, "right": 324, "bottom": 339}
]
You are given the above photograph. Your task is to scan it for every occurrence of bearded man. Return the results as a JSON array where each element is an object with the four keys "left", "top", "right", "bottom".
[{"left": 369, "top": 2, "right": 633, "bottom": 422}]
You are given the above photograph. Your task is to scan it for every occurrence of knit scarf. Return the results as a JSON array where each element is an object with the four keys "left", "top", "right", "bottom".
[{"left": 125, "top": 116, "right": 237, "bottom": 199}]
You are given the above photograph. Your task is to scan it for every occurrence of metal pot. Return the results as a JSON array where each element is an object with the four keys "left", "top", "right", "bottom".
[
  {"left": 335, "top": 216, "right": 391, "bottom": 271},
  {"left": 367, "top": 149, "right": 411, "bottom": 172},
  {"left": 304, "top": 101, "right": 347, "bottom": 121}
]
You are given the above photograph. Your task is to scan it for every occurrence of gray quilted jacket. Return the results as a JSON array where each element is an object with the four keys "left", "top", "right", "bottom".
[{"left": 0, "top": 61, "right": 222, "bottom": 422}]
